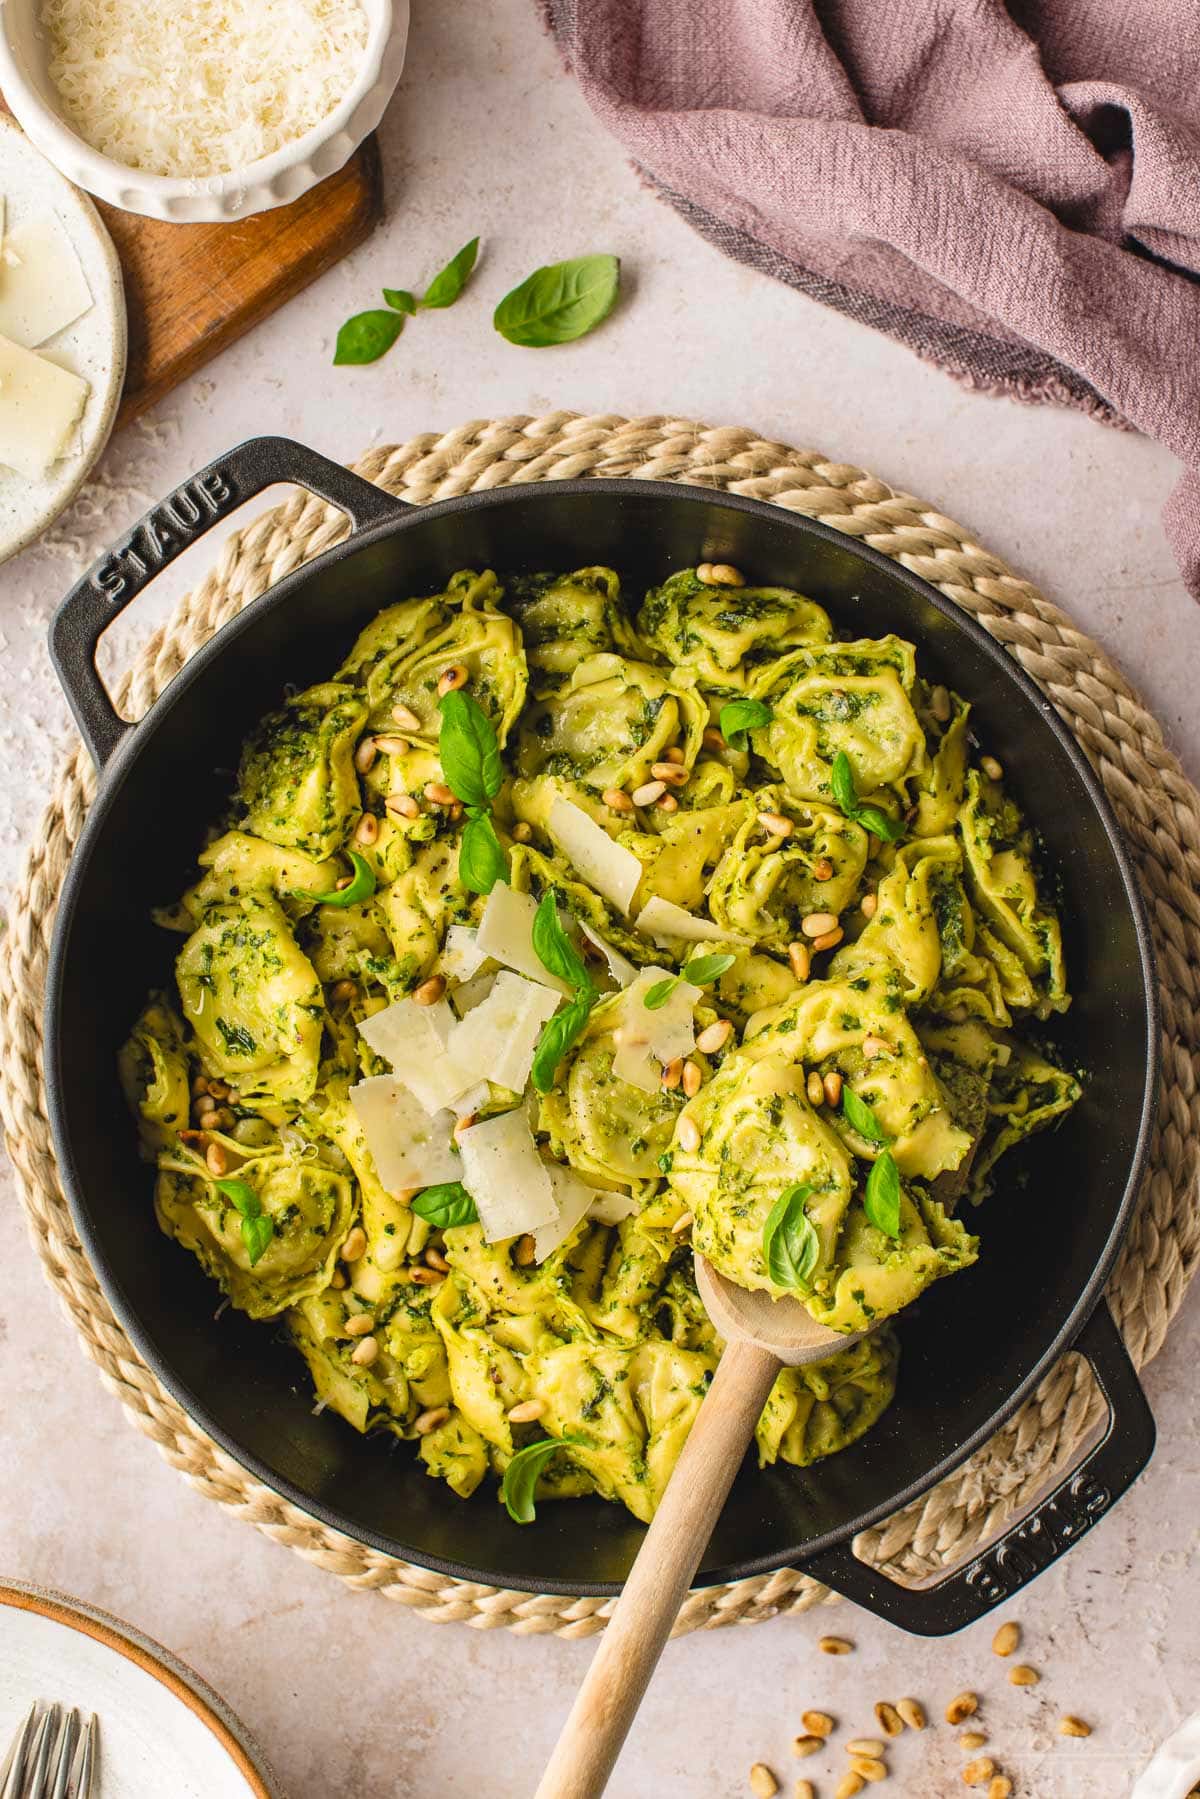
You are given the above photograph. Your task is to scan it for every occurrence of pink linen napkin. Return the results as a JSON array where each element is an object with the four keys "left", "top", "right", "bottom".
[{"left": 540, "top": 0, "right": 1200, "bottom": 599}]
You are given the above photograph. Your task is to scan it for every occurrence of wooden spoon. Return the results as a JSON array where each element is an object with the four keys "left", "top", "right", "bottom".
[{"left": 534, "top": 1259, "right": 867, "bottom": 1799}]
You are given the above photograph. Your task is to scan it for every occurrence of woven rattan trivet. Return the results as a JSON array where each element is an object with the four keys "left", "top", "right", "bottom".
[{"left": 3, "top": 413, "right": 1199, "bottom": 1639}]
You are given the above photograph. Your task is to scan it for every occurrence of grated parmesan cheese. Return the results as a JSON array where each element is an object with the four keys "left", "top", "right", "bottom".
[{"left": 40, "top": 0, "right": 370, "bottom": 180}]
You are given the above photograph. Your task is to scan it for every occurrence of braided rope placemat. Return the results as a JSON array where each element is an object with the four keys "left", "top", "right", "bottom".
[{"left": 3, "top": 413, "right": 1199, "bottom": 1639}]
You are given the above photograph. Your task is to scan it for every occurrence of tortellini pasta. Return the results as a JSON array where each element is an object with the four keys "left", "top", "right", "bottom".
[{"left": 122, "top": 559, "right": 1079, "bottom": 1527}]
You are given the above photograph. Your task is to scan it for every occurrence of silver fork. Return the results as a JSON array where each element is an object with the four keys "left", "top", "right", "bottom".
[{"left": 0, "top": 1706, "right": 97, "bottom": 1799}]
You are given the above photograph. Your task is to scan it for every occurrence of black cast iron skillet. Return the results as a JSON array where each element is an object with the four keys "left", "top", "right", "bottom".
[{"left": 45, "top": 437, "right": 1158, "bottom": 1636}]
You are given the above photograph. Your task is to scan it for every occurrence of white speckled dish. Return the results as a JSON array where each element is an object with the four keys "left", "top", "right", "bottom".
[
  {"left": 0, "top": 1582, "right": 282, "bottom": 1798},
  {"left": 0, "top": 115, "right": 126, "bottom": 566}
]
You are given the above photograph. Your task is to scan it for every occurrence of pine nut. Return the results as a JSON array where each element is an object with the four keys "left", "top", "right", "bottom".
[
  {"left": 960, "top": 1732, "right": 988, "bottom": 1751},
  {"left": 796, "top": 1785, "right": 816, "bottom": 1799},
  {"left": 986, "top": 1781, "right": 1012, "bottom": 1799},
  {"left": 408, "top": 1266, "right": 445, "bottom": 1286},
  {"left": 512, "top": 821, "right": 533, "bottom": 842},
  {"left": 344, "top": 1313, "right": 376, "bottom": 1337},
  {"left": 373, "top": 735, "right": 411, "bottom": 756},
  {"left": 438, "top": 664, "right": 468, "bottom": 696},
  {"left": 191, "top": 1074, "right": 211, "bottom": 1097},
  {"left": 415, "top": 1406, "right": 450, "bottom": 1434},
  {"left": 814, "top": 856, "right": 834, "bottom": 881},
  {"left": 806, "top": 1071, "right": 825, "bottom": 1107},
  {"left": 670, "top": 1210, "right": 695, "bottom": 1237},
  {"left": 353, "top": 739, "right": 378, "bottom": 774},
  {"left": 800, "top": 1712, "right": 834, "bottom": 1739},
  {"left": 678, "top": 1117, "right": 701, "bottom": 1153},
  {"left": 860, "top": 892, "right": 878, "bottom": 919},
  {"left": 823, "top": 1070, "right": 844, "bottom": 1107},
  {"left": 788, "top": 942, "right": 811, "bottom": 981},
  {"left": 661, "top": 1058, "right": 683, "bottom": 1091},
  {"left": 340, "top": 1226, "right": 368, "bottom": 1263},
  {"left": 682, "top": 1060, "right": 702, "bottom": 1098},
  {"left": 657, "top": 792, "right": 679, "bottom": 813},
  {"left": 851, "top": 1760, "right": 887, "bottom": 1784},
  {"left": 335, "top": 874, "right": 355, "bottom": 891},
  {"left": 652, "top": 762, "right": 690, "bottom": 785},
  {"left": 819, "top": 1636, "right": 854, "bottom": 1655},
  {"left": 699, "top": 562, "right": 745, "bottom": 587},
  {"left": 702, "top": 727, "right": 727, "bottom": 752},
  {"left": 792, "top": 1737, "right": 823, "bottom": 1759},
  {"left": 962, "top": 1759, "right": 996, "bottom": 1787},
  {"left": 981, "top": 755, "right": 1004, "bottom": 781},
  {"left": 514, "top": 1234, "right": 537, "bottom": 1267},
  {"left": 749, "top": 1766, "right": 778, "bottom": 1798},
  {"left": 329, "top": 1266, "right": 347, "bottom": 1289},
  {"left": 1058, "top": 1716, "right": 1091, "bottom": 1737},
  {"left": 759, "top": 811, "right": 794, "bottom": 838},
  {"left": 835, "top": 1776, "right": 864, "bottom": 1799},
  {"left": 386, "top": 792, "right": 420, "bottom": 819},
  {"left": 896, "top": 1698, "right": 926, "bottom": 1731},
  {"left": 930, "top": 684, "right": 951, "bottom": 722},
  {"left": 991, "top": 1621, "right": 1020, "bottom": 1657},
  {"left": 179, "top": 1128, "right": 209, "bottom": 1150},
  {"left": 602, "top": 787, "right": 634, "bottom": 812},
  {"left": 414, "top": 975, "right": 446, "bottom": 1005},
  {"left": 664, "top": 745, "right": 686, "bottom": 764},
  {"left": 350, "top": 1335, "right": 379, "bottom": 1367},
  {"left": 802, "top": 912, "right": 839, "bottom": 938},
  {"left": 392, "top": 703, "right": 422, "bottom": 731},
  {"left": 205, "top": 1141, "right": 229, "bottom": 1175},
  {"left": 632, "top": 780, "right": 667, "bottom": 806},
  {"left": 812, "top": 927, "right": 844, "bottom": 952},
  {"left": 945, "top": 1693, "right": 978, "bottom": 1725},
  {"left": 1009, "top": 1665, "right": 1039, "bottom": 1687},
  {"left": 696, "top": 1019, "right": 733, "bottom": 1055},
  {"left": 507, "top": 1398, "right": 547, "bottom": 1424},
  {"left": 846, "top": 1739, "right": 884, "bottom": 1758},
  {"left": 449, "top": 802, "right": 464, "bottom": 823},
  {"left": 862, "top": 1034, "right": 891, "bottom": 1058},
  {"left": 354, "top": 812, "right": 379, "bottom": 846},
  {"left": 424, "top": 782, "right": 456, "bottom": 806},
  {"left": 425, "top": 1246, "right": 451, "bottom": 1273}
]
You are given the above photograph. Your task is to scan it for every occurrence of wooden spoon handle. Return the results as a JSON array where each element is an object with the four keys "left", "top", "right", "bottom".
[{"left": 534, "top": 1337, "right": 782, "bottom": 1799}]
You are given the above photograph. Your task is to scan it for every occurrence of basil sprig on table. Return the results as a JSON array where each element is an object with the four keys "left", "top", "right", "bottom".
[
  {"left": 214, "top": 1178, "right": 274, "bottom": 1267},
  {"left": 718, "top": 697, "right": 773, "bottom": 751},
  {"left": 839, "top": 1087, "right": 902, "bottom": 1239},
  {"left": 762, "top": 1182, "right": 820, "bottom": 1290},
  {"left": 437, "top": 690, "right": 511, "bottom": 896},
  {"left": 642, "top": 951, "right": 737, "bottom": 1011},
  {"left": 411, "top": 1181, "right": 479, "bottom": 1229},
  {"left": 335, "top": 237, "right": 481, "bottom": 364},
  {"left": 493, "top": 254, "right": 620, "bottom": 347},
  {"left": 293, "top": 849, "right": 377, "bottom": 909},
  {"left": 830, "top": 749, "right": 905, "bottom": 843},
  {"left": 420, "top": 236, "right": 480, "bottom": 310},
  {"left": 500, "top": 1432, "right": 586, "bottom": 1524},
  {"left": 530, "top": 893, "right": 598, "bottom": 1094}
]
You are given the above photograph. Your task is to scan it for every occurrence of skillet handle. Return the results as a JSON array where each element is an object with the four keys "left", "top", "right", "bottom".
[
  {"left": 48, "top": 435, "right": 406, "bottom": 769},
  {"left": 801, "top": 1300, "right": 1155, "bottom": 1636}
]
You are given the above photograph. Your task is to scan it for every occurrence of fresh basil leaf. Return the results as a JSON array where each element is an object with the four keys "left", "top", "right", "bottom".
[
  {"left": 762, "top": 1183, "right": 819, "bottom": 1291},
  {"left": 718, "top": 697, "right": 773, "bottom": 750},
  {"left": 241, "top": 1212, "right": 275, "bottom": 1266},
  {"left": 438, "top": 689, "right": 503, "bottom": 808},
  {"left": 864, "top": 1148, "right": 902, "bottom": 1240},
  {"left": 421, "top": 236, "right": 479, "bottom": 309},
  {"left": 459, "top": 810, "right": 510, "bottom": 896},
  {"left": 412, "top": 1181, "right": 478, "bottom": 1228},
  {"left": 383, "top": 288, "right": 416, "bottom": 314},
  {"left": 830, "top": 749, "right": 859, "bottom": 818},
  {"left": 682, "top": 951, "right": 737, "bottom": 986},
  {"left": 853, "top": 802, "right": 906, "bottom": 844},
  {"left": 293, "top": 848, "right": 377, "bottom": 909},
  {"left": 643, "top": 975, "right": 679, "bottom": 1011},
  {"left": 532, "top": 891, "right": 592, "bottom": 994},
  {"left": 531, "top": 991, "right": 594, "bottom": 1094},
  {"left": 493, "top": 254, "right": 620, "bottom": 347},
  {"left": 841, "top": 1085, "right": 889, "bottom": 1143},
  {"left": 500, "top": 1432, "right": 585, "bottom": 1524},
  {"left": 333, "top": 308, "right": 406, "bottom": 365},
  {"left": 215, "top": 1177, "right": 260, "bottom": 1216}
]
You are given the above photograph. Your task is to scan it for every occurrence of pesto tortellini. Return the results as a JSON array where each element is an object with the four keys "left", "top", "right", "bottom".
[{"left": 122, "top": 557, "right": 1079, "bottom": 1527}]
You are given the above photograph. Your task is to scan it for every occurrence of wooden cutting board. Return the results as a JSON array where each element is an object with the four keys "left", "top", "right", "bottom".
[{"left": 1, "top": 101, "right": 384, "bottom": 429}]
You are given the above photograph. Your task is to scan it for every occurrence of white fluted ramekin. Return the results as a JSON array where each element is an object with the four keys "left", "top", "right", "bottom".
[{"left": 0, "top": 0, "right": 408, "bottom": 222}]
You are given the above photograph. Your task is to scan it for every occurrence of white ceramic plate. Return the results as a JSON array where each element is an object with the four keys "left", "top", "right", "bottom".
[
  {"left": 0, "top": 114, "right": 126, "bottom": 565},
  {"left": 0, "top": 1583, "right": 281, "bottom": 1798}
]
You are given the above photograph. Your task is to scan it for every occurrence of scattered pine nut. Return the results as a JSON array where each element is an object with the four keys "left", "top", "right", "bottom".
[
  {"left": 424, "top": 1246, "right": 451, "bottom": 1273},
  {"left": 986, "top": 1780, "right": 1012, "bottom": 1799},
  {"left": 795, "top": 1784, "right": 815, "bottom": 1799},
  {"left": 387, "top": 792, "right": 421, "bottom": 819},
  {"left": 862, "top": 1034, "right": 891, "bottom": 1058},
  {"left": 424, "top": 781, "right": 456, "bottom": 806},
  {"left": 343, "top": 1313, "right": 376, "bottom": 1338},
  {"left": 788, "top": 941, "right": 812, "bottom": 981},
  {"left": 945, "top": 1693, "right": 979, "bottom": 1726},
  {"left": 415, "top": 1406, "right": 450, "bottom": 1434},
  {"left": 354, "top": 812, "right": 379, "bottom": 845},
  {"left": 661, "top": 1058, "right": 683, "bottom": 1092},
  {"left": 930, "top": 685, "right": 952, "bottom": 723},
  {"left": 702, "top": 727, "right": 727, "bottom": 752},
  {"left": 657, "top": 792, "right": 679, "bottom": 813},
  {"left": 414, "top": 975, "right": 446, "bottom": 1006},
  {"left": 819, "top": 1636, "right": 854, "bottom": 1655},
  {"left": 896, "top": 1699, "right": 926, "bottom": 1732},
  {"left": 823, "top": 1070, "right": 844, "bottom": 1108},
  {"left": 507, "top": 1398, "right": 547, "bottom": 1424},
  {"left": 682, "top": 1060, "right": 702, "bottom": 1098},
  {"left": 980, "top": 755, "right": 1003, "bottom": 781},
  {"left": 632, "top": 779, "right": 667, "bottom": 806},
  {"left": 792, "top": 1736, "right": 823, "bottom": 1759},
  {"left": 1058, "top": 1716, "right": 1091, "bottom": 1738},
  {"left": 860, "top": 892, "right": 878, "bottom": 919},
  {"left": 991, "top": 1621, "right": 1020, "bottom": 1657},
  {"left": 651, "top": 761, "right": 690, "bottom": 786},
  {"left": 513, "top": 1234, "right": 537, "bottom": 1267},
  {"left": 205, "top": 1142, "right": 228, "bottom": 1176},
  {"left": 392, "top": 703, "right": 422, "bottom": 731},
  {"left": 678, "top": 1117, "right": 701, "bottom": 1153},
  {"left": 749, "top": 1765, "right": 778, "bottom": 1798},
  {"left": 602, "top": 787, "right": 634, "bottom": 813},
  {"left": 664, "top": 745, "right": 686, "bottom": 764},
  {"left": 437, "top": 664, "right": 468, "bottom": 696},
  {"left": 373, "top": 734, "right": 411, "bottom": 757},
  {"left": 696, "top": 1019, "right": 733, "bottom": 1055},
  {"left": 960, "top": 1732, "right": 988, "bottom": 1751},
  {"left": 802, "top": 911, "right": 839, "bottom": 938},
  {"left": 1009, "top": 1665, "right": 1039, "bottom": 1687},
  {"left": 962, "top": 1759, "right": 996, "bottom": 1787},
  {"left": 845, "top": 1739, "right": 884, "bottom": 1758},
  {"left": 800, "top": 1712, "right": 834, "bottom": 1739},
  {"left": 670, "top": 1211, "right": 695, "bottom": 1237},
  {"left": 806, "top": 1070, "right": 825, "bottom": 1107},
  {"left": 851, "top": 1760, "right": 887, "bottom": 1784},
  {"left": 350, "top": 1335, "right": 379, "bottom": 1367},
  {"left": 814, "top": 855, "right": 834, "bottom": 881},
  {"left": 512, "top": 821, "right": 533, "bottom": 842},
  {"left": 811, "top": 927, "right": 844, "bottom": 952},
  {"left": 329, "top": 1266, "right": 347, "bottom": 1290},
  {"left": 760, "top": 810, "right": 794, "bottom": 838},
  {"left": 874, "top": 1701, "right": 903, "bottom": 1738},
  {"left": 408, "top": 1266, "right": 445, "bottom": 1287},
  {"left": 354, "top": 737, "right": 378, "bottom": 774},
  {"left": 698, "top": 562, "right": 744, "bottom": 587},
  {"left": 835, "top": 1775, "right": 864, "bottom": 1799}
]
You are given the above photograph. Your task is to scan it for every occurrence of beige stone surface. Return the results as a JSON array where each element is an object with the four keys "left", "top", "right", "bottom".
[{"left": 1, "top": 3, "right": 1198, "bottom": 1794}]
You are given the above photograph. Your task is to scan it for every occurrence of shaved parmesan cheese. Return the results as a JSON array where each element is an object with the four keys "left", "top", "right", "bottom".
[
  {"left": 587, "top": 1190, "right": 638, "bottom": 1226},
  {"left": 475, "top": 882, "right": 571, "bottom": 994},
  {"left": 457, "top": 1109, "right": 557, "bottom": 1243},
  {"left": 612, "top": 966, "right": 701, "bottom": 1092},
  {"left": 548, "top": 796, "right": 643, "bottom": 915},
  {"left": 450, "top": 1081, "right": 491, "bottom": 1121},
  {"left": 451, "top": 970, "right": 497, "bottom": 1017},
  {"left": 348, "top": 1078, "right": 460, "bottom": 1194},
  {"left": 0, "top": 332, "right": 89, "bottom": 479},
  {"left": 446, "top": 971, "right": 561, "bottom": 1094},
  {"left": 580, "top": 919, "right": 639, "bottom": 989},
  {"left": 0, "top": 216, "right": 93, "bottom": 349},
  {"left": 532, "top": 1163, "right": 606, "bottom": 1262},
  {"left": 438, "top": 925, "right": 486, "bottom": 984},
  {"left": 356, "top": 996, "right": 466, "bottom": 1115},
  {"left": 635, "top": 896, "right": 751, "bottom": 947}
]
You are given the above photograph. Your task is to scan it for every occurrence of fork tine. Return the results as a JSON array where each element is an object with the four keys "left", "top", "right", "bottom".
[
  {"left": 22, "top": 1706, "right": 60, "bottom": 1799},
  {"left": 0, "top": 1704, "right": 38, "bottom": 1799},
  {"left": 66, "top": 1718, "right": 96, "bottom": 1799},
  {"left": 46, "top": 1712, "right": 78, "bottom": 1799}
]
